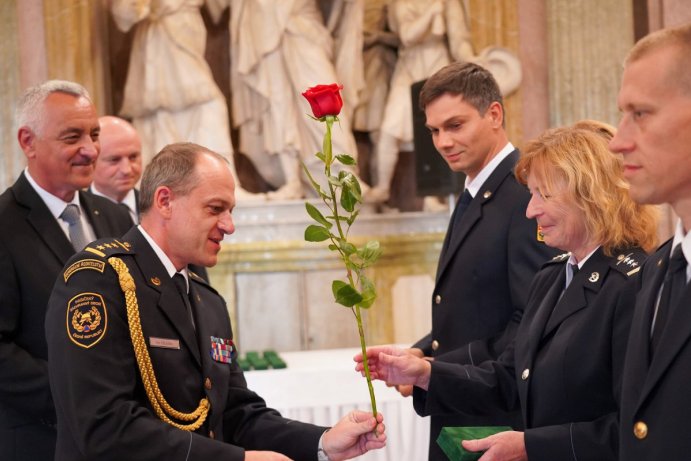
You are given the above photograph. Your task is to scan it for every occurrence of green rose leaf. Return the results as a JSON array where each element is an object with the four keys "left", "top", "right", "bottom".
[
  {"left": 335, "top": 154, "right": 356, "bottom": 166},
  {"left": 305, "top": 225, "right": 331, "bottom": 242},
  {"left": 359, "top": 276, "right": 377, "bottom": 309},
  {"left": 332, "top": 280, "right": 363, "bottom": 307},
  {"left": 305, "top": 202, "right": 332, "bottom": 229},
  {"left": 357, "top": 240, "right": 383, "bottom": 267}
]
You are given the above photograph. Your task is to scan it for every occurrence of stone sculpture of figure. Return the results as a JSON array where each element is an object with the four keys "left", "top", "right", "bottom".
[
  {"left": 207, "top": 0, "right": 366, "bottom": 200},
  {"left": 366, "top": 0, "right": 474, "bottom": 203},
  {"left": 326, "top": 0, "right": 365, "bottom": 122},
  {"left": 110, "top": 0, "right": 257, "bottom": 198}
]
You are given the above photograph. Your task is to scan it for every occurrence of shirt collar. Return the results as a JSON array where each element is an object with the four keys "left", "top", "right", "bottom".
[
  {"left": 672, "top": 219, "right": 691, "bottom": 280},
  {"left": 465, "top": 142, "right": 514, "bottom": 197},
  {"left": 24, "top": 168, "right": 82, "bottom": 218},
  {"left": 137, "top": 225, "right": 189, "bottom": 286}
]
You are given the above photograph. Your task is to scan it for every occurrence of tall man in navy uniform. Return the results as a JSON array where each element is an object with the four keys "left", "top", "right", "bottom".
[
  {"left": 45, "top": 143, "right": 386, "bottom": 461},
  {"left": 608, "top": 23, "right": 691, "bottom": 461},
  {"left": 404, "top": 62, "right": 557, "bottom": 460},
  {"left": 0, "top": 80, "right": 133, "bottom": 461}
]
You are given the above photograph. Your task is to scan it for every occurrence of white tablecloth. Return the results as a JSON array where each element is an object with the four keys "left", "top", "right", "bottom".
[{"left": 244, "top": 348, "right": 430, "bottom": 460}]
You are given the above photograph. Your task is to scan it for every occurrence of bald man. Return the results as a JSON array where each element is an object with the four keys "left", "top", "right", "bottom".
[{"left": 91, "top": 116, "right": 143, "bottom": 223}]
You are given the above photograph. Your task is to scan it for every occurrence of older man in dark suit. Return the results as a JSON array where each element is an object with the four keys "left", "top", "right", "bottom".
[
  {"left": 609, "top": 23, "right": 691, "bottom": 461},
  {"left": 0, "top": 80, "right": 133, "bottom": 461}
]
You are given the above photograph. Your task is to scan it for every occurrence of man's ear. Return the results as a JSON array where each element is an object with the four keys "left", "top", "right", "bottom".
[
  {"left": 154, "top": 186, "right": 174, "bottom": 218},
  {"left": 487, "top": 101, "right": 504, "bottom": 129},
  {"left": 17, "top": 127, "right": 36, "bottom": 159}
]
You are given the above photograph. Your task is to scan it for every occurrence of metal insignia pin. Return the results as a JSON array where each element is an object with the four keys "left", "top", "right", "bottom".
[
  {"left": 588, "top": 272, "right": 600, "bottom": 282},
  {"left": 151, "top": 277, "right": 161, "bottom": 286},
  {"left": 483, "top": 191, "right": 492, "bottom": 199}
]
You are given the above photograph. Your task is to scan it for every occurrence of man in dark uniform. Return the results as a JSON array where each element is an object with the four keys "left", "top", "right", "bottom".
[
  {"left": 45, "top": 142, "right": 386, "bottom": 461},
  {"left": 407, "top": 62, "right": 558, "bottom": 460},
  {"left": 92, "top": 115, "right": 209, "bottom": 281},
  {"left": 0, "top": 80, "right": 133, "bottom": 461},
  {"left": 609, "top": 23, "right": 691, "bottom": 461}
]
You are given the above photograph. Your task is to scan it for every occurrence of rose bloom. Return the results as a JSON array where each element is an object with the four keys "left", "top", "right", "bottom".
[{"left": 302, "top": 83, "right": 344, "bottom": 118}]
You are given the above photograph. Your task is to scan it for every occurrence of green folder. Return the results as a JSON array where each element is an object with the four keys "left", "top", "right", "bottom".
[{"left": 437, "top": 426, "right": 512, "bottom": 461}]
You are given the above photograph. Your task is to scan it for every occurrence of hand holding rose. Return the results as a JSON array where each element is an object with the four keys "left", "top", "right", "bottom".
[{"left": 354, "top": 346, "right": 432, "bottom": 391}]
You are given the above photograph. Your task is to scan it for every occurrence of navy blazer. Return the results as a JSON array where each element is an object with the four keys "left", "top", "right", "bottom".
[
  {"left": 419, "top": 247, "right": 645, "bottom": 461},
  {"left": 412, "top": 150, "right": 557, "bottom": 460},
  {"left": 619, "top": 239, "right": 691, "bottom": 460},
  {"left": 0, "top": 172, "right": 133, "bottom": 461},
  {"left": 46, "top": 228, "right": 325, "bottom": 461}
]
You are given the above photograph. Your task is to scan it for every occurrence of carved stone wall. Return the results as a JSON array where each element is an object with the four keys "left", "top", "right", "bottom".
[
  {"left": 0, "top": 1, "right": 23, "bottom": 192},
  {"left": 546, "top": 0, "right": 634, "bottom": 127},
  {"left": 467, "top": 0, "right": 523, "bottom": 144}
]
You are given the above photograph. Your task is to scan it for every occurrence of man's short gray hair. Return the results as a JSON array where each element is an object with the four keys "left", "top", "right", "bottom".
[{"left": 16, "top": 80, "right": 92, "bottom": 135}]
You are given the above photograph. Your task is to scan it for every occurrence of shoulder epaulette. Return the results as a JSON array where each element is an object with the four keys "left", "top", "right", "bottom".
[
  {"left": 611, "top": 248, "right": 648, "bottom": 277},
  {"left": 542, "top": 252, "right": 570, "bottom": 267},
  {"left": 83, "top": 238, "right": 133, "bottom": 258},
  {"left": 63, "top": 238, "right": 133, "bottom": 283}
]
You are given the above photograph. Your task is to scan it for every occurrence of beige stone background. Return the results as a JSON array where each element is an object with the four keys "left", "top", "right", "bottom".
[{"left": 1, "top": 0, "right": 690, "bottom": 350}]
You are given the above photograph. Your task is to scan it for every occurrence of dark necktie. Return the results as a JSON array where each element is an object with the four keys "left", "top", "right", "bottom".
[
  {"left": 651, "top": 245, "right": 687, "bottom": 355},
  {"left": 172, "top": 273, "right": 196, "bottom": 330},
  {"left": 60, "top": 204, "right": 89, "bottom": 251},
  {"left": 567, "top": 264, "right": 579, "bottom": 287},
  {"left": 442, "top": 189, "right": 473, "bottom": 251}
]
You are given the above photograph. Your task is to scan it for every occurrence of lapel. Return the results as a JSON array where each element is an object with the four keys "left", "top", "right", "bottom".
[
  {"left": 436, "top": 150, "right": 519, "bottom": 281},
  {"left": 542, "top": 249, "right": 608, "bottom": 337},
  {"left": 80, "top": 190, "right": 111, "bottom": 238},
  {"left": 12, "top": 172, "right": 74, "bottom": 264},
  {"left": 126, "top": 228, "right": 202, "bottom": 367},
  {"left": 524, "top": 266, "right": 565, "bottom": 367},
  {"left": 516, "top": 264, "right": 564, "bottom": 423},
  {"left": 638, "top": 241, "right": 691, "bottom": 409}
]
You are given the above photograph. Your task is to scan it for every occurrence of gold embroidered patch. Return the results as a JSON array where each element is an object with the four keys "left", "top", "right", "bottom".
[
  {"left": 66, "top": 292, "right": 108, "bottom": 349},
  {"left": 64, "top": 259, "right": 106, "bottom": 283}
]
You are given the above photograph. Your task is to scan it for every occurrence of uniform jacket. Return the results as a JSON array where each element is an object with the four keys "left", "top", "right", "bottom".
[
  {"left": 46, "top": 227, "right": 325, "bottom": 461},
  {"left": 412, "top": 150, "right": 557, "bottom": 459},
  {"left": 418, "top": 247, "right": 645, "bottom": 461},
  {"left": 0, "top": 172, "right": 133, "bottom": 461},
  {"left": 619, "top": 239, "right": 691, "bottom": 460}
]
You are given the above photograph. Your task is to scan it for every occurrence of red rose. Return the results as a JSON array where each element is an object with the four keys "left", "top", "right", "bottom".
[{"left": 302, "top": 83, "right": 344, "bottom": 118}]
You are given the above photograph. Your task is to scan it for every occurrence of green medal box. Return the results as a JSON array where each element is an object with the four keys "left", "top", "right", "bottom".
[{"left": 437, "top": 426, "right": 512, "bottom": 461}]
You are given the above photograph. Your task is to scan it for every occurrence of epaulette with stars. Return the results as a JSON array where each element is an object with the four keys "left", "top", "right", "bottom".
[
  {"left": 62, "top": 238, "right": 133, "bottom": 284},
  {"left": 541, "top": 252, "right": 570, "bottom": 268},
  {"left": 611, "top": 247, "right": 647, "bottom": 277}
]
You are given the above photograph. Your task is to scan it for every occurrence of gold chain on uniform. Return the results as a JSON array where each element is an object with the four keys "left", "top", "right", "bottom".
[{"left": 108, "top": 257, "right": 210, "bottom": 431}]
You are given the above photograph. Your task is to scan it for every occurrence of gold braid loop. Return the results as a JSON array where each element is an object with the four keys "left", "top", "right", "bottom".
[{"left": 108, "top": 257, "right": 210, "bottom": 431}]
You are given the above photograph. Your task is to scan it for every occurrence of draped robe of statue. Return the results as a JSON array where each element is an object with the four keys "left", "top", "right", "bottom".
[
  {"left": 111, "top": 0, "right": 243, "bottom": 184},
  {"left": 208, "top": 0, "right": 364, "bottom": 199},
  {"left": 369, "top": 0, "right": 474, "bottom": 203}
]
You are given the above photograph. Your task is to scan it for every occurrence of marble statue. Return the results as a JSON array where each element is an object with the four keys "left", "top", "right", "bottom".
[{"left": 110, "top": 0, "right": 258, "bottom": 198}]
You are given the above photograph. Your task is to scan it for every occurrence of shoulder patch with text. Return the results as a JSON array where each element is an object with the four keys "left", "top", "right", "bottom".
[
  {"left": 67, "top": 292, "right": 108, "bottom": 349},
  {"left": 64, "top": 259, "right": 106, "bottom": 283}
]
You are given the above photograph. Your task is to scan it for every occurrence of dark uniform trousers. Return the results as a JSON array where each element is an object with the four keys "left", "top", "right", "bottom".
[{"left": 46, "top": 227, "right": 325, "bottom": 461}]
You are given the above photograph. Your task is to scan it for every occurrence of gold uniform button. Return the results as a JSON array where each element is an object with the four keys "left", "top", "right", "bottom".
[
  {"left": 209, "top": 430, "right": 215, "bottom": 439},
  {"left": 521, "top": 369, "right": 530, "bottom": 380},
  {"left": 431, "top": 340, "right": 440, "bottom": 351},
  {"left": 205, "top": 377, "right": 212, "bottom": 390},
  {"left": 435, "top": 295, "right": 442, "bottom": 304},
  {"left": 633, "top": 421, "right": 648, "bottom": 440}
]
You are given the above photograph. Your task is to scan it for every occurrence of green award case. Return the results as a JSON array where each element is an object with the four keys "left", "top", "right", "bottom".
[{"left": 437, "top": 426, "right": 512, "bottom": 461}]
